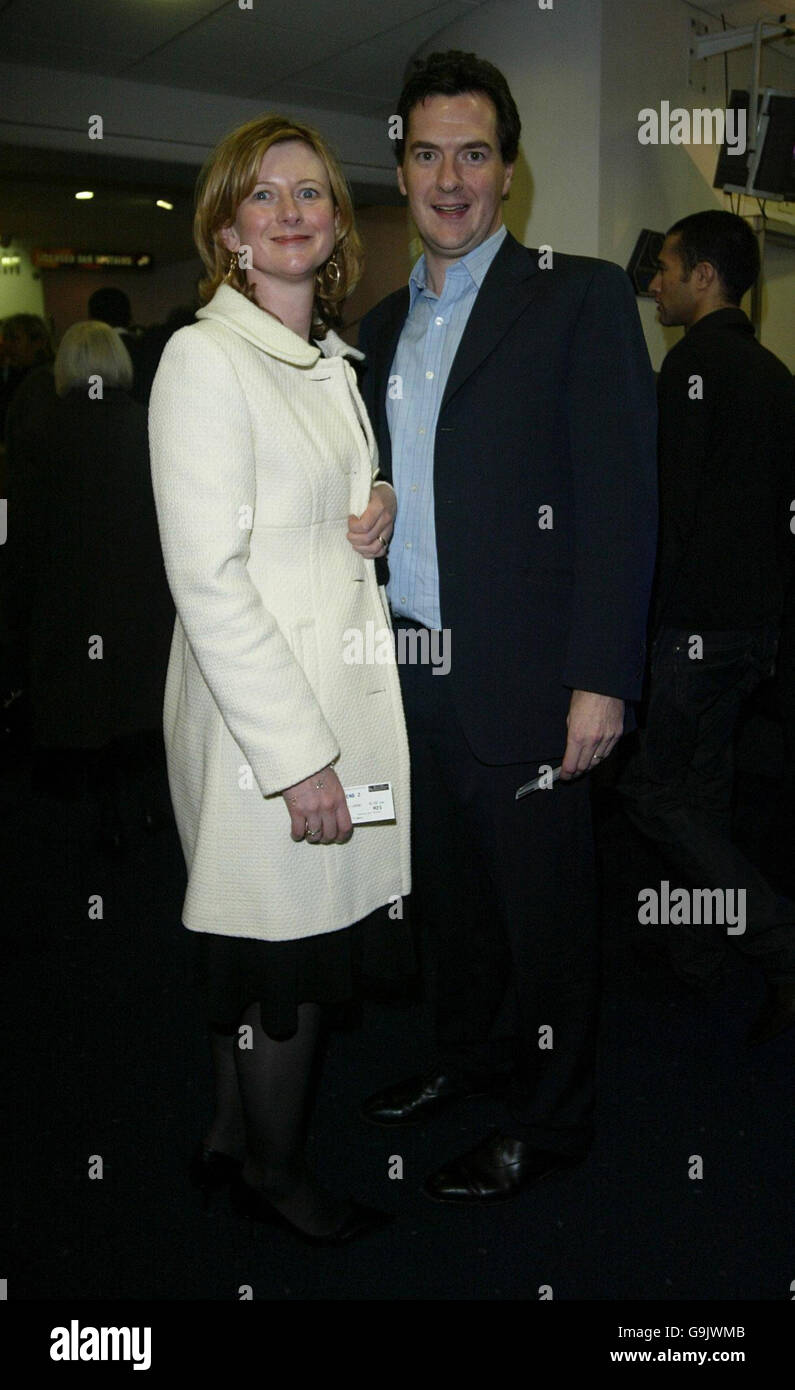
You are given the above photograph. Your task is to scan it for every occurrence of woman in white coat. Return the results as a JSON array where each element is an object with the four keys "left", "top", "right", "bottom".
[{"left": 149, "top": 114, "right": 411, "bottom": 1244}]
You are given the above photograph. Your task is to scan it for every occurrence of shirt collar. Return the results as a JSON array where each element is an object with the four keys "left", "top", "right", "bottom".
[
  {"left": 408, "top": 224, "right": 507, "bottom": 308},
  {"left": 685, "top": 306, "right": 754, "bottom": 337}
]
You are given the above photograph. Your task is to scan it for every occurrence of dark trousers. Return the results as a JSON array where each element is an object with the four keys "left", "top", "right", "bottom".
[
  {"left": 619, "top": 625, "right": 795, "bottom": 984},
  {"left": 396, "top": 621, "right": 598, "bottom": 1158}
]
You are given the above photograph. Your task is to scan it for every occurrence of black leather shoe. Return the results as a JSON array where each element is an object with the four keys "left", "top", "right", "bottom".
[
  {"left": 230, "top": 1176, "right": 393, "bottom": 1246},
  {"left": 422, "top": 1130, "right": 581, "bottom": 1204},
  {"left": 361, "top": 1069, "right": 496, "bottom": 1126},
  {"left": 746, "top": 981, "right": 795, "bottom": 1046},
  {"left": 189, "top": 1143, "right": 243, "bottom": 1207}
]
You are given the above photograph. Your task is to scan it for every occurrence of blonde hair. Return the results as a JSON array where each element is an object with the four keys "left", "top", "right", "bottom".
[
  {"left": 194, "top": 113, "right": 363, "bottom": 332},
  {"left": 55, "top": 320, "right": 134, "bottom": 397}
]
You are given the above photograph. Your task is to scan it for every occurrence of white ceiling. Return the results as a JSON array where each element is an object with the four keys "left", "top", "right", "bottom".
[
  {"left": 0, "top": 0, "right": 492, "bottom": 117},
  {"left": 0, "top": 1, "right": 792, "bottom": 120}
]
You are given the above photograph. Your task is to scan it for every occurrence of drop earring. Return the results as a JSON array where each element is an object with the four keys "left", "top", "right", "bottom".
[{"left": 317, "top": 254, "right": 341, "bottom": 293}]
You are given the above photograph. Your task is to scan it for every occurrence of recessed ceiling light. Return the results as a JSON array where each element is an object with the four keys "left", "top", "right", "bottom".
[
  {"left": 75, "top": 190, "right": 94, "bottom": 200},
  {"left": 156, "top": 199, "right": 174, "bottom": 211}
]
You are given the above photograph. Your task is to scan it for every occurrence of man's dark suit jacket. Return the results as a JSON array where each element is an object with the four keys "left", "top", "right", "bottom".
[
  {"left": 652, "top": 306, "right": 795, "bottom": 633},
  {"left": 358, "top": 231, "right": 658, "bottom": 765}
]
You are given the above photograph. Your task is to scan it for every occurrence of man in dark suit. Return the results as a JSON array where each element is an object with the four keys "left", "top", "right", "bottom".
[
  {"left": 620, "top": 209, "right": 795, "bottom": 1045},
  {"left": 356, "top": 51, "right": 657, "bottom": 1203}
]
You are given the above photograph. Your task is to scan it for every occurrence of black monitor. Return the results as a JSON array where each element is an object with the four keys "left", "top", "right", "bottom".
[
  {"left": 626, "top": 229, "right": 665, "bottom": 297},
  {"left": 714, "top": 88, "right": 795, "bottom": 201},
  {"left": 755, "top": 93, "right": 795, "bottom": 200}
]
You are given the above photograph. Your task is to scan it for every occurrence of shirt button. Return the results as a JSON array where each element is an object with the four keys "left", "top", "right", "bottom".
[
  {"left": 425, "top": 370, "right": 434, "bottom": 380},
  {"left": 401, "top": 596, "right": 407, "bottom": 605},
  {"left": 434, "top": 316, "right": 444, "bottom": 326},
  {"left": 411, "top": 484, "right": 418, "bottom": 492},
  {"left": 418, "top": 427, "right": 425, "bottom": 436},
  {"left": 405, "top": 542, "right": 412, "bottom": 550}
]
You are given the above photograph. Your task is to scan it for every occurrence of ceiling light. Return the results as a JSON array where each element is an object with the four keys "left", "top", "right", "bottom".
[
  {"left": 156, "top": 199, "right": 174, "bottom": 211},
  {"left": 75, "top": 190, "right": 94, "bottom": 200}
]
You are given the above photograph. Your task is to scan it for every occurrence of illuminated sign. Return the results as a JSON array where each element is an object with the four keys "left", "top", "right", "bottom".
[{"left": 32, "top": 250, "right": 154, "bottom": 270}]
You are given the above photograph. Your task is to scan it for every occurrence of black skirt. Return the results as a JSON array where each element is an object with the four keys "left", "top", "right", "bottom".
[{"left": 190, "top": 903, "right": 416, "bottom": 1040}]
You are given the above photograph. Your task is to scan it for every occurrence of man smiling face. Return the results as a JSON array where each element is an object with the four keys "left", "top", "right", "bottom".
[{"left": 398, "top": 91, "right": 514, "bottom": 284}]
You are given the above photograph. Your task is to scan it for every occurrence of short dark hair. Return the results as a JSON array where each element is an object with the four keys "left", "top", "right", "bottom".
[
  {"left": 1, "top": 313, "right": 51, "bottom": 346},
  {"left": 88, "top": 287, "right": 132, "bottom": 328},
  {"left": 667, "top": 210, "right": 760, "bottom": 304},
  {"left": 394, "top": 50, "right": 521, "bottom": 165}
]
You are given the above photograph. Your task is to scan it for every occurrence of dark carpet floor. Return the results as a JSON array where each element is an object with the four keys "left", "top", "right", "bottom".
[{"left": 3, "top": 722, "right": 793, "bottom": 1304}]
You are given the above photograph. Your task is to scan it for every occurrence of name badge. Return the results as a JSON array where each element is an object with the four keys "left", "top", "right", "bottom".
[{"left": 345, "top": 782, "right": 395, "bottom": 823}]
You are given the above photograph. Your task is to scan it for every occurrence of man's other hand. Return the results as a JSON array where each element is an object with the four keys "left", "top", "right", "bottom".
[{"left": 560, "top": 690, "right": 624, "bottom": 779}]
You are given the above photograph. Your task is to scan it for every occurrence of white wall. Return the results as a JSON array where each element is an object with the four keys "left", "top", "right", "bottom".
[
  {"left": 0, "top": 242, "right": 46, "bottom": 320},
  {"left": 600, "top": 0, "right": 795, "bottom": 369},
  {"left": 416, "top": 0, "right": 603, "bottom": 256},
  {"left": 414, "top": 0, "right": 794, "bottom": 368}
]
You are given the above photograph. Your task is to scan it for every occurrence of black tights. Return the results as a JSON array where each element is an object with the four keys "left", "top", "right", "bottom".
[{"left": 204, "top": 1001, "right": 348, "bottom": 1236}]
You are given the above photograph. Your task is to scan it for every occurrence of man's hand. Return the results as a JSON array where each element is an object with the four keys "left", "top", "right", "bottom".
[
  {"left": 347, "top": 482, "right": 396, "bottom": 558},
  {"left": 560, "top": 690, "right": 624, "bottom": 779}
]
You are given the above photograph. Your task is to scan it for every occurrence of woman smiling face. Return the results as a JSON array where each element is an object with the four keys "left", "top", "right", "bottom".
[{"left": 219, "top": 139, "right": 339, "bottom": 300}]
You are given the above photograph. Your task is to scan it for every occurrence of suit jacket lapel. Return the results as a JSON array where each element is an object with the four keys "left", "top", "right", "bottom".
[
  {"left": 441, "top": 233, "right": 541, "bottom": 412},
  {"left": 370, "top": 289, "right": 409, "bottom": 481}
]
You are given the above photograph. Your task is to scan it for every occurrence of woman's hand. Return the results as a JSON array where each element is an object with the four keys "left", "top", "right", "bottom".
[
  {"left": 281, "top": 765, "right": 353, "bottom": 844},
  {"left": 347, "top": 482, "right": 396, "bottom": 558}
]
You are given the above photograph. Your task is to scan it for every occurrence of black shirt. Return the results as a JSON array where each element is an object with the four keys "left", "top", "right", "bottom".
[{"left": 654, "top": 306, "right": 795, "bottom": 632}]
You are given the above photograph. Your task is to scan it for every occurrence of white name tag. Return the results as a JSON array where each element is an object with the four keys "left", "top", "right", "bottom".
[{"left": 345, "top": 782, "right": 396, "bottom": 823}]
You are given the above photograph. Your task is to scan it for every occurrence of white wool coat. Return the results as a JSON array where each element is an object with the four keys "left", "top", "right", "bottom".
[{"left": 148, "top": 285, "right": 411, "bottom": 940}]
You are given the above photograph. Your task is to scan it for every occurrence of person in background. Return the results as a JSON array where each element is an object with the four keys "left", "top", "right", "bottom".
[
  {"left": 1, "top": 315, "right": 56, "bottom": 702},
  {"left": 619, "top": 209, "right": 795, "bottom": 1046},
  {"left": 149, "top": 113, "right": 412, "bottom": 1244},
  {"left": 88, "top": 288, "right": 142, "bottom": 394},
  {"left": 1, "top": 313, "right": 52, "bottom": 379},
  {"left": 10, "top": 320, "right": 172, "bottom": 842},
  {"left": 1, "top": 314, "right": 50, "bottom": 442},
  {"left": 2, "top": 314, "right": 55, "bottom": 454},
  {"left": 130, "top": 304, "right": 198, "bottom": 406},
  {"left": 88, "top": 287, "right": 136, "bottom": 344}
]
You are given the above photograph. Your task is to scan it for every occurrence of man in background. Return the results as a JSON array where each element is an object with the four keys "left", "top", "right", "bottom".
[{"left": 620, "top": 209, "right": 795, "bottom": 1045}]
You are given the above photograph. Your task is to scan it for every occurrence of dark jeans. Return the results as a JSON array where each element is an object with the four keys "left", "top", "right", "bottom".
[
  {"left": 395, "top": 620, "right": 599, "bottom": 1158},
  {"left": 619, "top": 624, "right": 795, "bottom": 984}
]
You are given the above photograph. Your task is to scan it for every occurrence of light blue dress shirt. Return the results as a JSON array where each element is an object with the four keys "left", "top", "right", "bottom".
[{"left": 386, "top": 224, "right": 507, "bottom": 628}]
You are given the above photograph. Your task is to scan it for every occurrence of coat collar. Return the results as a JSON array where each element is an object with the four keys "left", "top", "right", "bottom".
[{"left": 196, "top": 283, "right": 363, "bottom": 366}]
